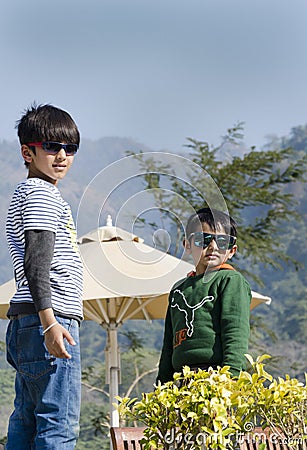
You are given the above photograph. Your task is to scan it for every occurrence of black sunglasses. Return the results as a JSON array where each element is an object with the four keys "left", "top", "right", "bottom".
[
  {"left": 188, "top": 232, "right": 236, "bottom": 250},
  {"left": 27, "top": 141, "right": 79, "bottom": 156}
]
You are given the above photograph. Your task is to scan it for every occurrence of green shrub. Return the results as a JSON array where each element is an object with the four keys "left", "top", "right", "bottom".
[{"left": 117, "top": 355, "right": 307, "bottom": 450}]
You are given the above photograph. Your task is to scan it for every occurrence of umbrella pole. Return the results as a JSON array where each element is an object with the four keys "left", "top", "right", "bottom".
[{"left": 106, "top": 324, "right": 120, "bottom": 428}]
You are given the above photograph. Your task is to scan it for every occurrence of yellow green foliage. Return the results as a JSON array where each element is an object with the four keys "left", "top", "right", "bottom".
[{"left": 117, "top": 355, "right": 307, "bottom": 450}]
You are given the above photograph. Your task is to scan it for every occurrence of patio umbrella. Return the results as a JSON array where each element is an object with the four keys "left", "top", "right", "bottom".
[{"left": 0, "top": 218, "right": 271, "bottom": 426}]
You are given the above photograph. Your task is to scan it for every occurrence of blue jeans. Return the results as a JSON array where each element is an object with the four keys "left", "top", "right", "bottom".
[{"left": 5, "top": 314, "right": 81, "bottom": 450}]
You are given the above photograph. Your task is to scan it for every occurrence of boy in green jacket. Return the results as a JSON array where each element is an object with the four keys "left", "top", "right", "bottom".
[{"left": 157, "top": 208, "right": 251, "bottom": 383}]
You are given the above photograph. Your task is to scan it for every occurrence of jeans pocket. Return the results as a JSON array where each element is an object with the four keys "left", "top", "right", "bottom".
[{"left": 17, "top": 324, "right": 55, "bottom": 380}]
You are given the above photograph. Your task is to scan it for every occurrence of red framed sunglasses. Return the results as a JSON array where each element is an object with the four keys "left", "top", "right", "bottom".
[{"left": 27, "top": 141, "right": 78, "bottom": 156}]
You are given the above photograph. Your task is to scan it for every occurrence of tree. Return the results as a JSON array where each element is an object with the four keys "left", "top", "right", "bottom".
[{"left": 127, "top": 123, "right": 307, "bottom": 285}]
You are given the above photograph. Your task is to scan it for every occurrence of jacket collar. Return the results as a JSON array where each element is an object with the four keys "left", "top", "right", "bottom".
[{"left": 187, "top": 263, "right": 235, "bottom": 277}]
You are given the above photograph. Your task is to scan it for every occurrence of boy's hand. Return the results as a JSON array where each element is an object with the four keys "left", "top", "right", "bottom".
[
  {"left": 44, "top": 323, "right": 76, "bottom": 359},
  {"left": 39, "top": 308, "right": 76, "bottom": 359}
]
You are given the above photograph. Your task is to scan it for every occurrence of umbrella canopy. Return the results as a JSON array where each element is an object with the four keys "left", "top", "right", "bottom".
[{"left": 0, "top": 219, "right": 271, "bottom": 426}]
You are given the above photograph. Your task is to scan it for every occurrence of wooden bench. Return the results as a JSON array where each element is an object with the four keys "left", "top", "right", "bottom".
[
  {"left": 111, "top": 427, "right": 147, "bottom": 450},
  {"left": 110, "top": 426, "right": 298, "bottom": 450}
]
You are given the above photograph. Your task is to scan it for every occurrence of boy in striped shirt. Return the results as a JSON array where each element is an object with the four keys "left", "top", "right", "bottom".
[{"left": 5, "top": 104, "right": 83, "bottom": 449}]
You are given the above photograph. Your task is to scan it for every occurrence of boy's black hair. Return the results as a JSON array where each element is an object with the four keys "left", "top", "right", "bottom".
[
  {"left": 186, "top": 207, "right": 237, "bottom": 238},
  {"left": 16, "top": 103, "right": 80, "bottom": 146}
]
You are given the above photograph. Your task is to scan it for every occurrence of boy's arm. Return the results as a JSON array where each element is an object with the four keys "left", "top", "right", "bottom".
[
  {"left": 24, "top": 230, "right": 55, "bottom": 311},
  {"left": 156, "top": 305, "right": 175, "bottom": 384},
  {"left": 24, "top": 230, "right": 76, "bottom": 359},
  {"left": 220, "top": 274, "right": 251, "bottom": 376}
]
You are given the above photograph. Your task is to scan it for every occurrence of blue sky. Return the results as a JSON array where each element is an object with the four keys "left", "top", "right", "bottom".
[{"left": 1, "top": 0, "right": 307, "bottom": 152}]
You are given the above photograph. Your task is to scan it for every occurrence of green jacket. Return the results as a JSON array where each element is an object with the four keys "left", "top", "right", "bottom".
[{"left": 157, "top": 266, "right": 251, "bottom": 383}]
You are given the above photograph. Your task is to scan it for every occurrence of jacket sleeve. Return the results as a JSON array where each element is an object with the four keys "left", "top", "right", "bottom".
[
  {"left": 24, "top": 229, "right": 55, "bottom": 312},
  {"left": 156, "top": 303, "right": 175, "bottom": 384},
  {"left": 220, "top": 273, "right": 251, "bottom": 377}
]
